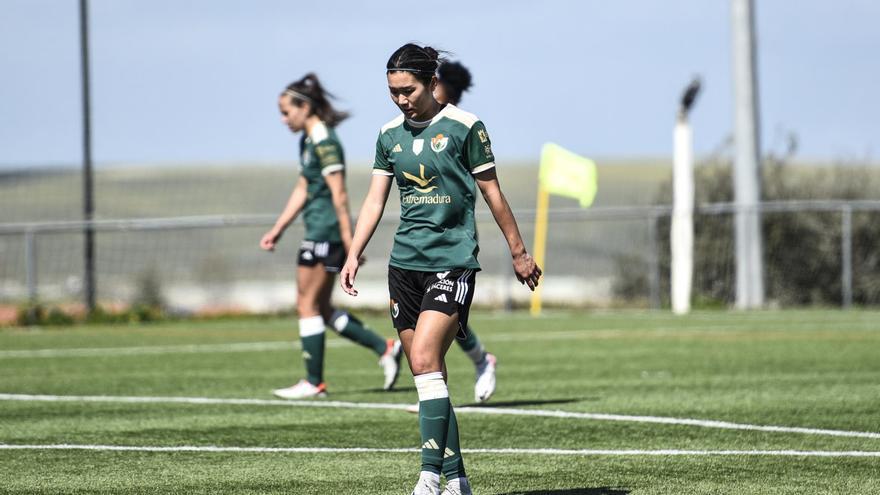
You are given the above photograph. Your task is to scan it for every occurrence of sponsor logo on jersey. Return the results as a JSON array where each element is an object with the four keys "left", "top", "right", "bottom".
[
  {"left": 412, "top": 139, "right": 424, "bottom": 155},
  {"left": 403, "top": 164, "right": 438, "bottom": 193},
  {"left": 401, "top": 164, "right": 452, "bottom": 204},
  {"left": 433, "top": 294, "right": 448, "bottom": 303},
  {"left": 392, "top": 143, "right": 403, "bottom": 153},
  {"left": 390, "top": 299, "right": 400, "bottom": 318},
  {"left": 477, "top": 128, "right": 489, "bottom": 143},
  {"left": 431, "top": 133, "right": 448, "bottom": 153}
]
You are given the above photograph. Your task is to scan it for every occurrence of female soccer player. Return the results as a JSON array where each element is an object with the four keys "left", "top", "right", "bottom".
[
  {"left": 261, "top": 73, "right": 402, "bottom": 399},
  {"left": 435, "top": 60, "right": 498, "bottom": 404},
  {"left": 340, "top": 45, "right": 541, "bottom": 495}
]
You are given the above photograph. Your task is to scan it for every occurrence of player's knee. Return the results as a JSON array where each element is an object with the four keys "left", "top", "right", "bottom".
[
  {"left": 296, "top": 299, "right": 320, "bottom": 318},
  {"left": 409, "top": 353, "right": 442, "bottom": 375}
]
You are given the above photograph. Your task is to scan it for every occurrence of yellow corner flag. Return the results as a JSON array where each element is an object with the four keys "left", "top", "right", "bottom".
[
  {"left": 539, "top": 143, "right": 598, "bottom": 208},
  {"left": 531, "top": 143, "right": 598, "bottom": 316}
]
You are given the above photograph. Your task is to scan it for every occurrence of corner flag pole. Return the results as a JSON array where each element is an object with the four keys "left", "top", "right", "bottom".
[{"left": 530, "top": 184, "right": 550, "bottom": 316}]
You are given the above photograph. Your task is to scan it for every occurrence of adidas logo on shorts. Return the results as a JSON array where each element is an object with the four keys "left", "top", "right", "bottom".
[{"left": 434, "top": 294, "right": 448, "bottom": 303}]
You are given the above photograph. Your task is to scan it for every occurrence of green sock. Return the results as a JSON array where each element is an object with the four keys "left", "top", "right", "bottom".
[
  {"left": 441, "top": 407, "right": 466, "bottom": 480},
  {"left": 415, "top": 372, "right": 450, "bottom": 475},
  {"left": 330, "top": 310, "right": 387, "bottom": 356},
  {"left": 299, "top": 316, "right": 326, "bottom": 386},
  {"left": 456, "top": 326, "right": 487, "bottom": 365}
]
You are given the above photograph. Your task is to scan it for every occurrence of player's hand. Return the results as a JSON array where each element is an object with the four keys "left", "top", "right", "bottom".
[
  {"left": 260, "top": 230, "right": 281, "bottom": 251},
  {"left": 340, "top": 256, "right": 360, "bottom": 296},
  {"left": 512, "top": 251, "right": 542, "bottom": 291}
]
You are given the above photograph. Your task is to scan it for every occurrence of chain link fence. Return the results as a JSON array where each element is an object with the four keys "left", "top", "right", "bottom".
[{"left": 2, "top": 201, "right": 878, "bottom": 313}]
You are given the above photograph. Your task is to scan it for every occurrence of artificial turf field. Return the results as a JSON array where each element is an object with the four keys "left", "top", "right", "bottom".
[{"left": 1, "top": 310, "right": 878, "bottom": 494}]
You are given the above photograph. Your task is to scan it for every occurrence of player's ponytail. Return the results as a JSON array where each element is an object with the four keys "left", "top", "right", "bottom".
[
  {"left": 282, "top": 73, "right": 350, "bottom": 127},
  {"left": 386, "top": 43, "right": 445, "bottom": 86}
]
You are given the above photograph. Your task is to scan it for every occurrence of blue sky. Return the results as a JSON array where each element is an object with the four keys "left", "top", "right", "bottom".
[{"left": 1, "top": 0, "right": 878, "bottom": 167}]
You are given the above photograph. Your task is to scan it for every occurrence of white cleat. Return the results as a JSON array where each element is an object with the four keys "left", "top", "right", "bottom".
[
  {"left": 410, "top": 474, "right": 440, "bottom": 495},
  {"left": 474, "top": 353, "right": 497, "bottom": 403},
  {"left": 379, "top": 339, "right": 403, "bottom": 391},
  {"left": 441, "top": 478, "right": 472, "bottom": 495},
  {"left": 272, "top": 379, "right": 327, "bottom": 399}
]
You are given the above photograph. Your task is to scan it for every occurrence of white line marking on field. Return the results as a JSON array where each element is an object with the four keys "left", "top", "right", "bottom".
[
  {"left": 0, "top": 340, "right": 353, "bottom": 359},
  {"left": 0, "top": 444, "right": 878, "bottom": 457},
  {"left": 4, "top": 319, "right": 877, "bottom": 360},
  {"left": 2, "top": 393, "right": 878, "bottom": 440}
]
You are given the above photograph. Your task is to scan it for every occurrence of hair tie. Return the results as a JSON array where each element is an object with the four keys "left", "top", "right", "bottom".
[{"left": 284, "top": 89, "right": 313, "bottom": 103}]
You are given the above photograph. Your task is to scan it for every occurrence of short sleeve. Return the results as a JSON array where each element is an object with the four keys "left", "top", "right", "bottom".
[
  {"left": 372, "top": 132, "right": 394, "bottom": 176},
  {"left": 314, "top": 139, "right": 344, "bottom": 176},
  {"left": 464, "top": 121, "right": 496, "bottom": 174}
]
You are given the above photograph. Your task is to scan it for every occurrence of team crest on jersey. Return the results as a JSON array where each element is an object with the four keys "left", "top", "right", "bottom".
[
  {"left": 431, "top": 134, "right": 448, "bottom": 153},
  {"left": 477, "top": 129, "right": 489, "bottom": 143},
  {"left": 412, "top": 139, "right": 424, "bottom": 155}
]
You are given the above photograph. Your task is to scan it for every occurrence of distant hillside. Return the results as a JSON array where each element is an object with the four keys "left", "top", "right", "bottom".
[{"left": 0, "top": 159, "right": 673, "bottom": 223}]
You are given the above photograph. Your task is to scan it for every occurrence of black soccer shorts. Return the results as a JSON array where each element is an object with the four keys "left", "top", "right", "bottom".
[
  {"left": 387, "top": 265, "right": 476, "bottom": 339},
  {"left": 297, "top": 240, "right": 345, "bottom": 272}
]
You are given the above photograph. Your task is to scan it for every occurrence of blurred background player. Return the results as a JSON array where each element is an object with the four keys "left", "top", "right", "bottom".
[
  {"left": 261, "top": 73, "right": 402, "bottom": 399},
  {"left": 435, "top": 60, "right": 498, "bottom": 404},
  {"left": 340, "top": 43, "right": 541, "bottom": 495}
]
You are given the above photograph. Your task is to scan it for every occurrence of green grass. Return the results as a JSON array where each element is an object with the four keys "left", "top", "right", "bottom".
[{"left": 1, "top": 310, "right": 879, "bottom": 494}]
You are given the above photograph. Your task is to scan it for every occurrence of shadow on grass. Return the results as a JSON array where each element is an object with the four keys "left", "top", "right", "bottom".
[
  {"left": 346, "top": 386, "right": 417, "bottom": 394},
  {"left": 497, "top": 488, "right": 630, "bottom": 495},
  {"left": 458, "top": 398, "right": 594, "bottom": 408}
]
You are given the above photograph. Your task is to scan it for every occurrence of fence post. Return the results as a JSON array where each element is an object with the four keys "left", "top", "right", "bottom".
[
  {"left": 841, "top": 205, "right": 853, "bottom": 308},
  {"left": 648, "top": 213, "right": 661, "bottom": 309},
  {"left": 25, "top": 230, "right": 38, "bottom": 305}
]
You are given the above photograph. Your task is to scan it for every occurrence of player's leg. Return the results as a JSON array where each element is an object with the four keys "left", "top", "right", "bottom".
[
  {"left": 273, "top": 262, "right": 329, "bottom": 399},
  {"left": 409, "top": 268, "right": 475, "bottom": 495},
  {"left": 402, "top": 310, "right": 458, "bottom": 495},
  {"left": 455, "top": 327, "right": 497, "bottom": 403}
]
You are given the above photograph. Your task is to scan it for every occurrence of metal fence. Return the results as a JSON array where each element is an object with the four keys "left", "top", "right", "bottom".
[{"left": 1, "top": 200, "right": 879, "bottom": 312}]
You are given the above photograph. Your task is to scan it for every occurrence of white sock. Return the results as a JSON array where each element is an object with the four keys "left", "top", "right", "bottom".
[
  {"left": 298, "top": 315, "right": 325, "bottom": 337},
  {"left": 414, "top": 372, "right": 448, "bottom": 401}
]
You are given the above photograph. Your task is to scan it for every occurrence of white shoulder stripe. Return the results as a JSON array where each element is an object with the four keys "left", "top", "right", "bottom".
[
  {"left": 321, "top": 164, "right": 344, "bottom": 176},
  {"left": 380, "top": 115, "right": 406, "bottom": 134},
  {"left": 309, "top": 122, "right": 330, "bottom": 143},
  {"left": 372, "top": 169, "right": 394, "bottom": 176},
  {"left": 442, "top": 104, "right": 479, "bottom": 128},
  {"left": 471, "top": 162, "right": 496, "bottom": 174}
]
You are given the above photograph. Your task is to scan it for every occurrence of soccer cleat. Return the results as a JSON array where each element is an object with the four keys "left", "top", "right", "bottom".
[
  {"left": 272, "top": 379, "right": 327, "bottom": 399},
  {"left": 410, "top": 474, "right": 440, "bottom": 495},
  {"left": 379, "top": 339, "right": 403, "bottom": 390},
  {"left": 474, "top": 353, "right": 497, "bottom": 403},
  {"left": 441, "top": 478, "right": 472, "bottom": 495}
]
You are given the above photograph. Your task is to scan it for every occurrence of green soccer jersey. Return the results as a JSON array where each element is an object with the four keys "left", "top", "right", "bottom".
[
  {"left": 373, "top": 104, "right": 496, "bottom": 271},
  {"left": 299, "top": 122, "right": 344, "bottom": 243}
]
